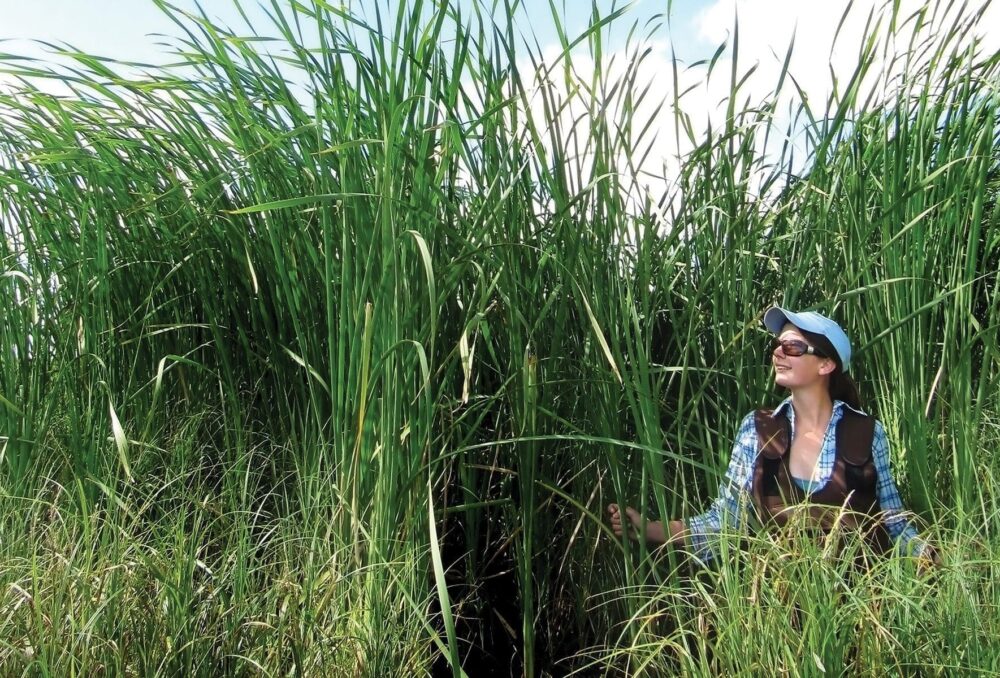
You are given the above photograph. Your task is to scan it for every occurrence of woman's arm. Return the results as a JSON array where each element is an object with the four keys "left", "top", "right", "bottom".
[
  {"left": 684, "top": 411, "right": 758, "bottom": 560},
  {"left": 607, "top": 506, "right": 688, "bottom": 545},
  {"left": 609, "top": 411, "right": 758, "bottom": 561},
  {"left": 871, "top": 421, "right": 940, "bottom": 566}
]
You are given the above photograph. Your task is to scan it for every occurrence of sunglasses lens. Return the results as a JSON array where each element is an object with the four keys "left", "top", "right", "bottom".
[
  {"left": 770, "top": 339, "right": 808, "bottom": 356},
  {"left": 784, "top": 341, "right": 806, "bottom": 356}
]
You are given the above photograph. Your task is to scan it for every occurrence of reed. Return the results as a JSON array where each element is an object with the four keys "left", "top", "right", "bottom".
[{"left": 0, "top": 0, "right": 997, "bottom": 674}]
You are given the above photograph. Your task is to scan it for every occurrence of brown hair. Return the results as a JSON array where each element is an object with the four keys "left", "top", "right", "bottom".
[{"left": 798, "top": 327, "right": 864, "bottom": 410}]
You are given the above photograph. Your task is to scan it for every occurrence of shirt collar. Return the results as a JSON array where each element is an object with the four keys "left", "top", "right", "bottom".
[
  {"left": 771, "top": 397, "right": 867, "bottom": 418},
  {"left": 772, "top": 396, "right": 794, "bottom": 418}
]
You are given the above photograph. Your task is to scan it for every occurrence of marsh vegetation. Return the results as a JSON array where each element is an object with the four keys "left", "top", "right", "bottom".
[{"left": 1, "top": 0, "right": 998, "bottom": 675}]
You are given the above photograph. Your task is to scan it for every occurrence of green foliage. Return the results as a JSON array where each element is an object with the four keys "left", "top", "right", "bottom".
[{"left": 0, "top": 0, "right": 998, "bottom": 675}]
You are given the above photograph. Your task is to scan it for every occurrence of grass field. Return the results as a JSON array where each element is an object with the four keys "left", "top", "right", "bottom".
[{"left": 1, "top": 0, "right": 998, "bottom": 675}]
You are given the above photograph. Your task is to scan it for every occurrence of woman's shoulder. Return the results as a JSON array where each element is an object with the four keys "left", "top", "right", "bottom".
[
  {"left": 835, "top": 400, "right": 886, "bottom": 427},
  {"left": 735, "top": 410, "right": 764, "bottom": 447},
  {"left": 741, "top": 399, "right": 792, "bottom": 421},
  {"left": 736, "top": 410, "right": 767, "bottom": 425}
]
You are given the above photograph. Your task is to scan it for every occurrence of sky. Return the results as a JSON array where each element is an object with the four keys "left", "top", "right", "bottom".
[
  {"left": 0, "top": 1, "right": 712, "bottom": 64},
  {"left": 2, "top": 0, "right": 998, "bottom": 207}
]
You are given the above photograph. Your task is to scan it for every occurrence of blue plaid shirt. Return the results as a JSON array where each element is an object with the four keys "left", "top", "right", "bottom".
[{"left": 686, "top": 398, "right": 925, "bottom": 561}]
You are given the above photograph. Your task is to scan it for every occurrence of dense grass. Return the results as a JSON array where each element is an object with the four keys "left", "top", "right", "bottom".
[{"left": 1, "top": 0, "right": 998, "bottom": 675}]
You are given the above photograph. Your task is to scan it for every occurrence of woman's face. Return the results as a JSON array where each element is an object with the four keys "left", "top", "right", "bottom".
[{"left": 771, "top": 323, "right": 834, "bottom": 389}]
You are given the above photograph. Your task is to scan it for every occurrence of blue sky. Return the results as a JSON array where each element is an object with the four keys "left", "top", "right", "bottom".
[
  {"left": 0, "top": 1, "right": 716, "bottom": 66},
  {"left": 4, "top": 0, "right": 997, "bottom": 204}
]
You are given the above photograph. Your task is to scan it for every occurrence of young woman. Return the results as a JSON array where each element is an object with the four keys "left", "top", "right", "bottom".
[{"left": 608, "top": 306, "right": 940, "bottom": 567}]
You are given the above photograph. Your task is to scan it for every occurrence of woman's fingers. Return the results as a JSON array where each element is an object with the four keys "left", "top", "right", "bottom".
[
  {"left": 607, "top": 504, "right": 621, "bottom": 525},
  {"left": 607, "top": 504, "right": 623, "bottom": 536},
  {"left": 917, "top": 545, "right": 943, "bottom": 575},
  {"left": 607, "top": 503, "right": 635, "bottom": 538}
]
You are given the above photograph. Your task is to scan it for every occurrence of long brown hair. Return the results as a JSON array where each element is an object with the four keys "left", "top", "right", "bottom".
[{"left": 799, "top": 327, "right": 864, "bottom": 411}]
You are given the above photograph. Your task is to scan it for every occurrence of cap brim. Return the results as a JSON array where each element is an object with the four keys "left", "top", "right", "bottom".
[{"left": 763, "top": 306, "right": 792, "bottom": 333}]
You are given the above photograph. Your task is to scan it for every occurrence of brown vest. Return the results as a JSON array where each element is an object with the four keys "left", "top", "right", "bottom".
[{"left": 751, "top": 408, "right": 891, "bottom": 554}]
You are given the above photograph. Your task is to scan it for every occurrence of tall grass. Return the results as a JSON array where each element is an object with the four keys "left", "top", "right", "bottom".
[{"left": 0, "top": 0, "right": 998, "bottom": 675}]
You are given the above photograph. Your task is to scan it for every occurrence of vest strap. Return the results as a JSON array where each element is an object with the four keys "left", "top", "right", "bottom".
[
  {"left": 751, "top": 405, "right": 888, "bottom": 556},
  {"left": 754, "top": 409, "right": 788, "bottom": 460},
  {"left": 753, "top": 406, "right": 878, "bottom": 506},
  {"left": 836, "top": 412, "right": 876, "bottom": 466}
]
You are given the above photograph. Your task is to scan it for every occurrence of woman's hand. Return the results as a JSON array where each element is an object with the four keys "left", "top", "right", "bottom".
[
  {"left": 607, "top": 504, "right": 669, "bottom": 544},
  {"left": 607, "top": 503, "right": 641, "bottom": 540},
  {"left": 917, "top": 544, "right": 943, "bottom": 576}
]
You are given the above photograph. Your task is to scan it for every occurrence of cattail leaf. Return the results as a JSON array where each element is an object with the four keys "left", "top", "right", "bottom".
[
  {"left": 574, "top": 282, "right": 622, "bottom": 384},
  {"left": 108, "top": 397, "right": 132, "bottom": 482},
  {"left": 226, "top": 192, "right": 374, "bottom": 214},
  {"left": 282, "top": 346, "right": 331, "bottom": 395}
]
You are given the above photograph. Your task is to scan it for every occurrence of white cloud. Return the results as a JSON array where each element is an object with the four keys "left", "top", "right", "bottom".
[
  {"left": 513, "top": 40, "right": 691, "bottom": 224},
  {"left": 695, "top": 0, "right": 1000, "bottom": 112},
  {"left": 514, "top": 0, "right": 999, "bottom": 224}
]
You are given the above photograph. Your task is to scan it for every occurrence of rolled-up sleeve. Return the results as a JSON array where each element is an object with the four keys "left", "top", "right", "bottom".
[
  {"left": 686, "top": 412, "right": 758, "bottom": 561},
  {"left": 871, "top": 421, "right": 926, "bottom": 555}
]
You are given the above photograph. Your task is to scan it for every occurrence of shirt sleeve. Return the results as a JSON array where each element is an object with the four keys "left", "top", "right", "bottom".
[
  {"left": 871, "top": 420, "right": 926, "bottom": 556},
  {"left": 685, "top": 412, "right": 758, "bottom": 561}
]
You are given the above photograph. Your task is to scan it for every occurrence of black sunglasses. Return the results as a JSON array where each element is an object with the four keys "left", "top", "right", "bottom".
[{"left": 769, "top": 338, "right": 827, "bottom": 358}]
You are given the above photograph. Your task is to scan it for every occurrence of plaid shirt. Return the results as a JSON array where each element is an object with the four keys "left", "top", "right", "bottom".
[{"left": 686, "top": 398, "right": 925, "bottom": 561}]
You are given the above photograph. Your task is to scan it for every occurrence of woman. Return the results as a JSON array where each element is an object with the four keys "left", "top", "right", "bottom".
[{"left": 608, "top": 306, "right": 940, "bottom": 567}]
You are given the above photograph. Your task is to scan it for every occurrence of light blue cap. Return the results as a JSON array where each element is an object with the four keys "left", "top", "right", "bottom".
[{"left": 763, "top": 306, "right": 852, "bottom": 372}]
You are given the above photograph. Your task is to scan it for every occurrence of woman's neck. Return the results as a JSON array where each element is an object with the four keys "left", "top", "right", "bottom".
[{"left": 789, "top": 386, "right": 834, "bottom": 431}]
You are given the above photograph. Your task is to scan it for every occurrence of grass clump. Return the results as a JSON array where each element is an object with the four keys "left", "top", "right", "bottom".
[{"left": 1, "top": 0, "right": 999, "bottom": 675}]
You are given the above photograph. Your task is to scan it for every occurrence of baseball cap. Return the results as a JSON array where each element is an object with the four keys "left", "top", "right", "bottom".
[{"left": 763, "top": 306, "right": 852, "bottom": 372}]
